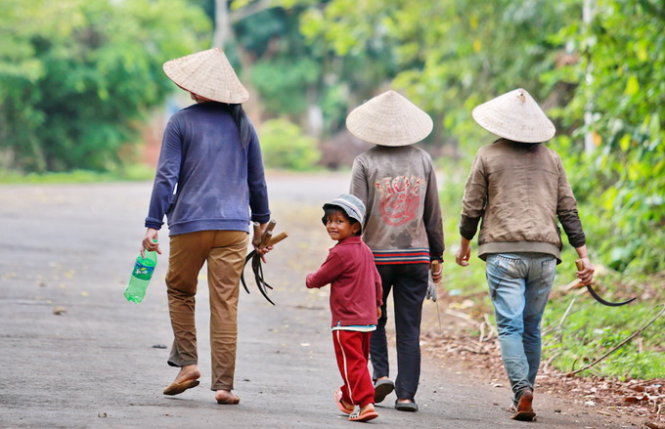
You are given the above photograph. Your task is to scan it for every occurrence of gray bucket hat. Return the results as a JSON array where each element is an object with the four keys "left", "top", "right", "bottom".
[{"left": 321, "top": 194, "right": 366, "bottom": 231}]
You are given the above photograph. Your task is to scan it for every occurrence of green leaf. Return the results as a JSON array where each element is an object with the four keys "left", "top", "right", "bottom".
[
  {"left": 624, "top": 75, "right": 640, "bottom": 96},
  {"left": 619, "top": 134, "right": 631, "bottom": 152}
]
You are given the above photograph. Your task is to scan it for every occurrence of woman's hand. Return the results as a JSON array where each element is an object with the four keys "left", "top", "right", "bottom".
[
  {"left": 142, "top": 228, "right": 162, "bottom": 256},
  {"left": 253, "top": 222, "right": 274, "bottom": 262},
  {"left": 255, "top": 244, "right": 273, "bottom": 263}
]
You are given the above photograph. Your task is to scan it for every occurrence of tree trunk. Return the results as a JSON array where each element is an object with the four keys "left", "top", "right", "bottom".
[
  {"left": 213, "top": 0, "right": 230, "bottom": 49},
  {"left": 212, "top": 0, "right": 281, "bottom": 122}
]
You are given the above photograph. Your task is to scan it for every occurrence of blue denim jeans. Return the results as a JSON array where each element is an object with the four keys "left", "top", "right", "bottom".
[{"left": 485, "top": 253, "right": 556, "bottom": 403}]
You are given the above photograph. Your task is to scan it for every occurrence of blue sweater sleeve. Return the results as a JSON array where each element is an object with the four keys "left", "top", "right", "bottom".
[
  {"left": 145, "top": 117, "right": 182, "bottom": 229},
  {"left": 247, "top": 125, "right": 270, "bottom": 223}
]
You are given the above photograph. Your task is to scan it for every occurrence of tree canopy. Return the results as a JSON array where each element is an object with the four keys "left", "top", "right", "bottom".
[
  {"left": 1, "top": 0, "right": 662, "bottom": 273},
  {"left": 294, "top": 0, "right": 665, "bottom": 273},
  {"left": 0, "top": 0, "right": 210, "bottom": 171}
]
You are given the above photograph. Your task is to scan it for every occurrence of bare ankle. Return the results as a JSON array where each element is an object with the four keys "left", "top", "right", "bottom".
[
  {"left": 215, "top": 389, "right": 240, "bottom": 404},
  {"left": 361, "top": 403, "right": 375, "bottom": 412},
  {"left": 177, "top": 365, "right": 200, "bottom": 380}
]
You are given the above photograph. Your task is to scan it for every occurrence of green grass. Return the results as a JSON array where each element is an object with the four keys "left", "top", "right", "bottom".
[
  {"left": 0, "top": 164, "right": 155, "bottom": 184},
  {"left": 542, "top": 299, "right": 665, "bottom": 379}
]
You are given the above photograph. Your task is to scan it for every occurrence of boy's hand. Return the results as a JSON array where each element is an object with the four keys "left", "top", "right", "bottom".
[{"left": 377, "top": 306, "right": 382, "bottom": 319}]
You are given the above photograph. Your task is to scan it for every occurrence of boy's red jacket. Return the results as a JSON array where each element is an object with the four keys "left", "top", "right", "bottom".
[{"left": 306, "top": 236, "right": 383, "bottom": 327}]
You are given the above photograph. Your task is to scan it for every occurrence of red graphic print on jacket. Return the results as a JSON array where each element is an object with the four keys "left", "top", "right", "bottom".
[{"left": 374, "top": 176, "right": 424, "bottom": 226}]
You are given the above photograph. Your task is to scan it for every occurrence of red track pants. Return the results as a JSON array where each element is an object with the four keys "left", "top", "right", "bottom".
[{"left": 333, "top": 330, "right": 374, "bottom": 408}]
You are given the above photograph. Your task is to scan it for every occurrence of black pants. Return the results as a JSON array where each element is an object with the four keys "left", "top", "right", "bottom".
[{"left": 370, "top": 263, "right": 429, "bottom": 401}]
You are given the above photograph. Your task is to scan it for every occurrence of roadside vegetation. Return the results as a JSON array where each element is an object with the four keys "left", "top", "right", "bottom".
[
  {"left": 0, "top": 165, "right": 154, "bottom": 184},
  {"left": 2, "top": 0, "right": 662, "bottom": 381}
]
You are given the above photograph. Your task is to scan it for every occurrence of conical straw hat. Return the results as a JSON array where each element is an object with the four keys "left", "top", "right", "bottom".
[
  {"left": 346, "top": 90, "right": 433, "bottom": 146},
  {"left": 163, "top": 48, "right": 249, "bottom": 104},
  {"left": 472, "top": 88, "right": 555, "bottom": 143}
]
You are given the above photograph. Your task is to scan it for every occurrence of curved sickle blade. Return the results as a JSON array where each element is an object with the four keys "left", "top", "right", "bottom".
[
  {"left": 252, "top": 254, "right": 275, "bottom": 305},
  {"left": 256, "top": 262, "right": 273, "bottom": 290},
  {"left": 240, "top": 271, "right": 250, "bottom": 294},
  {"left": 240, "top": 251, "right": 256, "bottom": 294},
  {"left": 241, "top": 250, "right": 276, "bottom": 304},
  {"left": 586, "top": 284, "right": 636, "bottom": 307}
]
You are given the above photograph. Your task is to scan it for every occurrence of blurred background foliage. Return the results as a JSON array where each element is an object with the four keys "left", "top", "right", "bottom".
[
  {"left": 1, "top": 0, "right": 663, "bottom": 378},
  {"left": 0, "top": 0, "right": 210, "bottom": 172},
  {"left": 259, "top": 118, "right": 320, "bottom": 170}
]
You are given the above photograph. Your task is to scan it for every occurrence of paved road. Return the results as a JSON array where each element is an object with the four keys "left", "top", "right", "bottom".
[{"left": 0, "top": 172, "right": 628, "bottom": 428}]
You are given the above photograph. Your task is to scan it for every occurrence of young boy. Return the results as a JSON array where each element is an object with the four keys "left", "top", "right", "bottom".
[{"left": 305, "top": 194, "right": 383, "bottom": 423}]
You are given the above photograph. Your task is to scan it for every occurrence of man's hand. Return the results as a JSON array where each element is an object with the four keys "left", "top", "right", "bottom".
[
  {"left": 575, "top": 245, "right": 595, "bottom": 286},
  {"left": 455, "top": 237, "right": 471, "bottom": 267},
  {"left": 576, "top": 257, "right": 595, "bottom": 286}
]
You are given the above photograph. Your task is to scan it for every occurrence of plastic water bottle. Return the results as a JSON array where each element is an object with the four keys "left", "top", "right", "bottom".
[{"left": 124, "top": 249, "right": 158, "bottom": 303}]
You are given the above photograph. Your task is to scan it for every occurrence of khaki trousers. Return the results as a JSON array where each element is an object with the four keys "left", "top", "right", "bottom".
[{"left": 166, "top": 230, "right": 248, "bottom": 391}]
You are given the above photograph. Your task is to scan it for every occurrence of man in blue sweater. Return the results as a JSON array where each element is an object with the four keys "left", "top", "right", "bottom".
[{"left": 141, "top": 48, "right": 271, "bottom": 405}]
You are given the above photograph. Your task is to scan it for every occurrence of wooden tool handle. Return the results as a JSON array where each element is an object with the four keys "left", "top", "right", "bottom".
[
  {"left": 259, "top": 220, "right": 277, "bottom": 247},
  {"left": 252, "top": 222, "right": 262, "bottom": 247},
  {"left": 259, "top": 231, "right": 273, "bottom": 248},
  {"left": 264, "top": 219, "right": 277, "bottom": 234},
  {"left": 575, "top": 259, "right": 585, "bottom": 271},
  {"left": 268, "top": 231, "right": 288, "bottom": 247}
]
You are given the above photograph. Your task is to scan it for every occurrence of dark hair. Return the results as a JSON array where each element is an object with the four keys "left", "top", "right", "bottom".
[
  {"left": 500, "top": 138, "right": 541, "bottom": 152},
  {"left": 229, "top": 104, "right": 252, "bottom": 149},
  {"left": 321, "top": 206, "right": 361, "bottom": 236}
]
